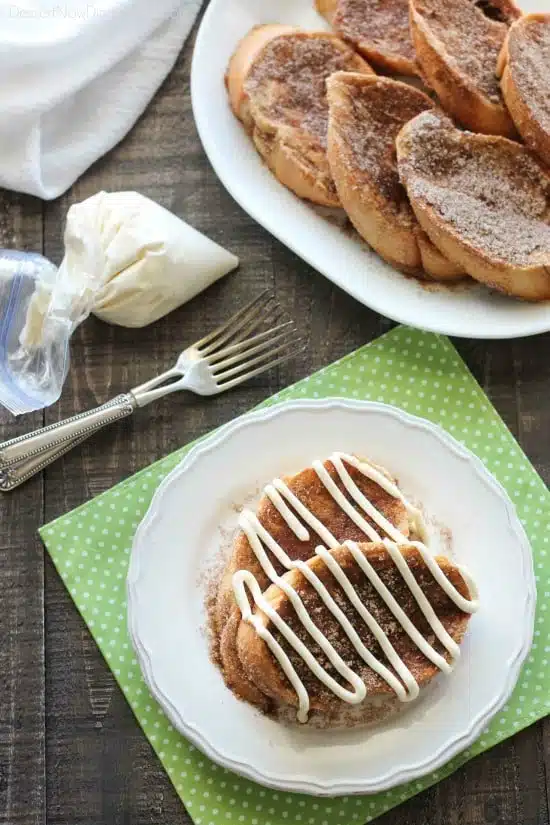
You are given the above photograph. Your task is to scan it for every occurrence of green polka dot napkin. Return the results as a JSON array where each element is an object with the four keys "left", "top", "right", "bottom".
[{"left": 40, "top": 326, "right": 549, "bottom": 824}]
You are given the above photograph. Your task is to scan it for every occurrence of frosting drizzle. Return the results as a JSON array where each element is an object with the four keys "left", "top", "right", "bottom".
[{"left": 232, "top": 453, "right": 478, "bottom": 722}]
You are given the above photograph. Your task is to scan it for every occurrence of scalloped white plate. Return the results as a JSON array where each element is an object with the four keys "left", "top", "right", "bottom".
[
  {"left": 127, "top": 400, "right": 535, "bottom": 795},
  {"left": 190, "top": 0, "right": 550, "bottom": 340}
]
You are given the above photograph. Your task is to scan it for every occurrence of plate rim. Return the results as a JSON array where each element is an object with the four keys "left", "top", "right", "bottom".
[
  {"left": 127, "top": 398, "right": 536, "bottom": 795},
  {"left": 190, "top": 0, "right": 550, "bottom": 340}
]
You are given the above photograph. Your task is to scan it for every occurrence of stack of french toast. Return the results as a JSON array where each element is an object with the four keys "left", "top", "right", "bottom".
[
  {"left": 213, "top": 453, "right": 479, "bottom": 727},
  {"left": 226, "top": 2, "right": 550, "bottom": 302}
]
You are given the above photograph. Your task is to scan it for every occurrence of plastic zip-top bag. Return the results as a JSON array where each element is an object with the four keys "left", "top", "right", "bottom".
[
  {"left": 0, "top": 250, "right": 72, "bottom": 415},
  {"left": 0, "top": 224, "right": 118, "bottom": 415},
  {"left": 0, "top": 191, "right": 239, "bottom": 416}
]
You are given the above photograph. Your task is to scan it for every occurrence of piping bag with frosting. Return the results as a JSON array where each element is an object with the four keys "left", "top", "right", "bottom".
[{"left": 0, "top": 191, "right": 238, "bottom": 415}]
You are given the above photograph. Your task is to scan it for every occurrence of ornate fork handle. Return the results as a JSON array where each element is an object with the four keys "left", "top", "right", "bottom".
[{"left": 0, "top": 393, "right": 136, "bottom": 491}]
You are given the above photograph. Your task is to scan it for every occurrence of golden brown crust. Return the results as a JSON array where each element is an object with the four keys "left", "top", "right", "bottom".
[
  {"left": 226, "top": 27, "right": 373, "bottom": 206},
  {"left": 396, "top": 110, "right": 550, "bottom": 301},
  {"left": 237, "top": 542, "right": 473, "bottom": 713},
  {"left": 316, "top": 0, "right": 418, "bottom": 76},
  {"left": 326, "top": 72, "right": 465, "bottom": 281},
  {"left": 219, "top": 611, "right": 271, "bottom": 710},
  {"left": 409, "top": 0, "right": 520, "bottom": 136},
  {"left": 497, "top": 14, "right": 550, "bottom": 169},
  {"left": 315, "top": 0, "right": 338, "bottom": 21},
  {"left": 216, "top": 457, "right": 410, "bottom": 709},
  {"left": 415, "top": 228, "right": 466, "bottom": 281}
]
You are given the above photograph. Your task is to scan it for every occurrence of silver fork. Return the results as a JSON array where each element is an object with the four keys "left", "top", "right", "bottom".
[{"left": 0, "top": 292, "right": 302, "bottom": 491}]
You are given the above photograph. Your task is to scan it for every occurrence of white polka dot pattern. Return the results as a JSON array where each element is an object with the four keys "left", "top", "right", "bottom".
[{"left": 40, "top": 327, "right": 549, "bottom": 825}]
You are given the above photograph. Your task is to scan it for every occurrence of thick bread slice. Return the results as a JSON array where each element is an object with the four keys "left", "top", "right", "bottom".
[
  {"left": 396, "top": 110, "right": 550, "bottom": 301},
  {"left": 216, "top": 457, "right": 411, "bottom": 710},
  {"left": 409, "top": 0, "right": 520, "bottom": 136},
  {"left": 316, "top": 0, "right": 418, "bottom": 76},
  {"left": 237, "top": 542, "right": 473, "bottom": 715},
  {"left": 326, "top": 72, "right": 465, "bottom": 281},
  {"left": 226, "top": 27, "right": 373, "bottom": 206},
  {"left": 498, "top": 14, "right": 550, "bottom": 168}
]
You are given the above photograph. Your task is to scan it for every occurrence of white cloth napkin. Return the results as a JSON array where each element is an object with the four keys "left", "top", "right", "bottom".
[{"left": 0, "top": 0, "right": 201, "bottom": 200}]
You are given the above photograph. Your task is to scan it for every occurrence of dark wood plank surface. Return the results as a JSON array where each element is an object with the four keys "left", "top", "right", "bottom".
[
  {"left": 0, "top": 192, "right": 46, "bottom": 825},
  {"left": 0, "top": 9, "right": 548, "bottom": 825}
]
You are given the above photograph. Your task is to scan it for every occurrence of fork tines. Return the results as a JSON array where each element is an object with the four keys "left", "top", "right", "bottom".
[
  {"left": 196, "top": 291, "right": 304, "bottom": 389},
  {"left": 195, "top": 291, "right": 279, "bottom": 354}
]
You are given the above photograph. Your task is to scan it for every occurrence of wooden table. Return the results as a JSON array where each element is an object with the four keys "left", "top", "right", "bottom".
[{"left": 0, "top": 12, "right": 548, "bottom": 825}]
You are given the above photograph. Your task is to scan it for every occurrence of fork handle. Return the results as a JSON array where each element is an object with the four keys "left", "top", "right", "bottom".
[{"left": 0, "top": 393, "right": 136, "bottom": 491}]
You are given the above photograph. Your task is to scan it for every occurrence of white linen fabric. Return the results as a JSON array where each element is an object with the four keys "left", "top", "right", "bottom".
[{"left": 0, "top": 0, "right": 201, "bottom": 199}]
